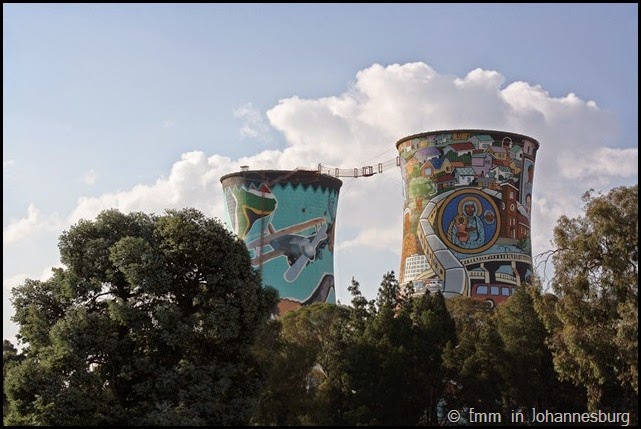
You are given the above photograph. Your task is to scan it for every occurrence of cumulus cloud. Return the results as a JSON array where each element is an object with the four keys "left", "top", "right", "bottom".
[
  {"left": 561, "top": 147, "right": 638, "bottom": 180},
  {"left": 3, "top": 273, "right": 27, "bottom": 292},
  {"left": 69, "top": 152, "right": 237, "bottom": 225},
  {"left": 3, "top": 264, "right": 62, "bottom": 291},
  {"left": 337, "top": 220, "right": 401, "bottom": 254},
  {"left": 4, "top": 61, "right": 637, "bottom": 291},
  {"left": 3, "top": 204, "right": 64, "bottom": 246},
  {"left": 233, "top": 102, "right": 272, "bottom": 141}
]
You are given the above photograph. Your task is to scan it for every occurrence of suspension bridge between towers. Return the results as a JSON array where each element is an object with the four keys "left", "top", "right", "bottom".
[{"left": 316, "top": 157, "right": 401, "bottom": 178}]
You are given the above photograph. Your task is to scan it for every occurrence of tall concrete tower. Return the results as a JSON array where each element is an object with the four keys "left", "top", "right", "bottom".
[
  {"left": 220, "top": 169, "right": 342, "bottom": 315},
  {"left": 396, "top": 130, "right": 539, "bottom": 307}
]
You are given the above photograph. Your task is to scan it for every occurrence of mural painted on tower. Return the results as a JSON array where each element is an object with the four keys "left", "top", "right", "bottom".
[
  {"left": 396, "top": 130, "right": 539, "bottom": 307},
  {"left": 220, "top": 170, "right": 342, "bottom": 315}
]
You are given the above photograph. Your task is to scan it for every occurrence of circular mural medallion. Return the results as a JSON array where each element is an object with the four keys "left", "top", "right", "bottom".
[{"left": 437, "top": 189, "right": 501, "bottom": 254}]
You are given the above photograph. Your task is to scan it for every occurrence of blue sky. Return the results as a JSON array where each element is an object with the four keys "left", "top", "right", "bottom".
[{"left": 3, "top": 3, "right": 638, "bottom": 343}]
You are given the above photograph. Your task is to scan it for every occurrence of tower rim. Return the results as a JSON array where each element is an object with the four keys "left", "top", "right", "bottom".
[{"left": 395, "top": 129, "right": 540, "bottom": 151}]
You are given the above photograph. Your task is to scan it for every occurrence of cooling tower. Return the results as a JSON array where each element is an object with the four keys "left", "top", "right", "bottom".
[
  {"left": 220, "top": 169, "right": 342, "bottom": 315},
  {"left": 396, "top": 130, "right": 539, "bottom": 307}
]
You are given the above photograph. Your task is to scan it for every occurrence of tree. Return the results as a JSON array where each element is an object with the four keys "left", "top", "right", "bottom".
[
  {"left": 407, "top": 290, "right": 456, "bottom": 425},
  {"left": 3, "top": 340, "right": 23, "bottom": 419},
  {"left": 442, "top": 296, "right": 506, "bottom": 419},
  {"left": 321, "top": 277, "right": 373, "bottom": 426},
  {"left": 359, "top": 271, "right": 415, "bottom": 425},
  {"left": 251, "top": 302, "right": 345, "bottom": 426},
  {"left": 326, "top": 273, "right": 455, "bottom": 426},
  {"left": 495, "top": 284, "right": 585, "bottom": 415},
  {"left": 534, "top": 185, "right": 638, "bottom": 419},
  {"left": 4, "top": 208, "right": 277, "bottom": 426}
]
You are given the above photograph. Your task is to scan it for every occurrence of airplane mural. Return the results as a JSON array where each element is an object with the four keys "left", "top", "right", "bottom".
[
  {"left": 245, "top": 219, "right": 328, "bottom": 283},
  {"left": 220, "top": 170, "right": 342, "bottom": 315}
]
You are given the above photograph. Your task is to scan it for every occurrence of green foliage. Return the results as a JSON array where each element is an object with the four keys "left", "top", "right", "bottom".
[
  {"left": 496, "top": 285, "right": 550, "bottom": 408},
  {"left": 252, "top": 272, "right": 456, "bottom": 426},
  {"left": 406, "top": 289, "right": 456, "bottom": 425},
  {"left": 496, "top": 284, "right": 586, "bottom": 413},
  {"left": 4, "top": 208, "right": 277, "bottom": 426},
  {"left": 443, "top": 296, "right": 506, "bottom": 416},
  {"left": 251, "top": 302, "right": 346, "bottom": 425},
  {"left": 443, "top": 287, "right": 588, "bottom": 423},
  {"left": 536, "top": 185, "right": 638, "bottom": 418},
  {"left": 3, "top": 340, "right": 23, "bottom": 419}
]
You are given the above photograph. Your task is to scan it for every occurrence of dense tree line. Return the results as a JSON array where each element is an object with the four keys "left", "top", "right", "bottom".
[
  {"left": 249, "top": 278, "right": 593, "bottom": 425},
  {"left": 4, "top": 185, "right": 638, "bottom": 425}
]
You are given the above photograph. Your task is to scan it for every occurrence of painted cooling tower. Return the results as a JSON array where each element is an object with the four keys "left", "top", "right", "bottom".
[
  {"left": 220, "top": 170, "right": 342, "bottom": 315},
  {"left": 396, "top": 130, "right": 539, "bottom": 306}
]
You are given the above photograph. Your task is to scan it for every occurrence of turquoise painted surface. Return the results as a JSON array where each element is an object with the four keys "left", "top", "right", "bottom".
[{"left": 221, "top": 172, "right": 340, "bottom": 305}]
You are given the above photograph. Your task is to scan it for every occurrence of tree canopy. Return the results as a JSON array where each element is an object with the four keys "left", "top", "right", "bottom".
[
  {"left": 4, "top": 208, "right": 277, "bottom": 426},
  {"left": 533, "top": 184, "right": 638, "bottom": 417}
]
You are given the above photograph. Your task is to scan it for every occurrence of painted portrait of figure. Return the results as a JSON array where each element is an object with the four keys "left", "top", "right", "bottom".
[
  {"left": 440, "top": 191, "right": 499, "bottom": 254},
  {"left": 448, "top": 200, "right": 485, "bottom": 249}
]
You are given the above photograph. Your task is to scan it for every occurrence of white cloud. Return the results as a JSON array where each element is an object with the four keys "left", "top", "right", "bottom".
[
  {"left": 454, "top": 68, "right": 506, "bottom": 89},
  {"left": 83, "top": 169, "right": 98, "bottom": 185},
  {"left": 561, "top": 147, "right": 638, "bottom": 179},
  {"left": 68, "top": 152, "right": 236, "bottom": 225},
  {"left": 3, "top": 264, "right": 62, "bottom": 291},
  {"left": 3, "top": 273, "right": 27, "bottom": 292},
  {"left": 163, "top": 120, "right": 175, "bottom": 128},
  {"left": 337, "top": 222, "right": 401, "bottom": 254},
  {"left": 233, "top": 102, "right": 272, "bottom": 141},
  {"left": 3, "top": 204, "right": 64, "bottom": 246}
]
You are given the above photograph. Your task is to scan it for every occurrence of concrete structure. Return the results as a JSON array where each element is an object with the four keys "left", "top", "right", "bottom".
[
  {"left": 220, "top": 170, "right": 342, "bottom": 315},
  {"left": 396, "top": 130, "right": 539, "bottom": 307}
]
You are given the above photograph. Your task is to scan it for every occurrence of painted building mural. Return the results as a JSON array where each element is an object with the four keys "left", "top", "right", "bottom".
[
  {"left": 220, "top": 170, "right": 342, "bottom": 315},
  {"left": 396, "top": 130, "right": 539, "bottom": 307}
]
